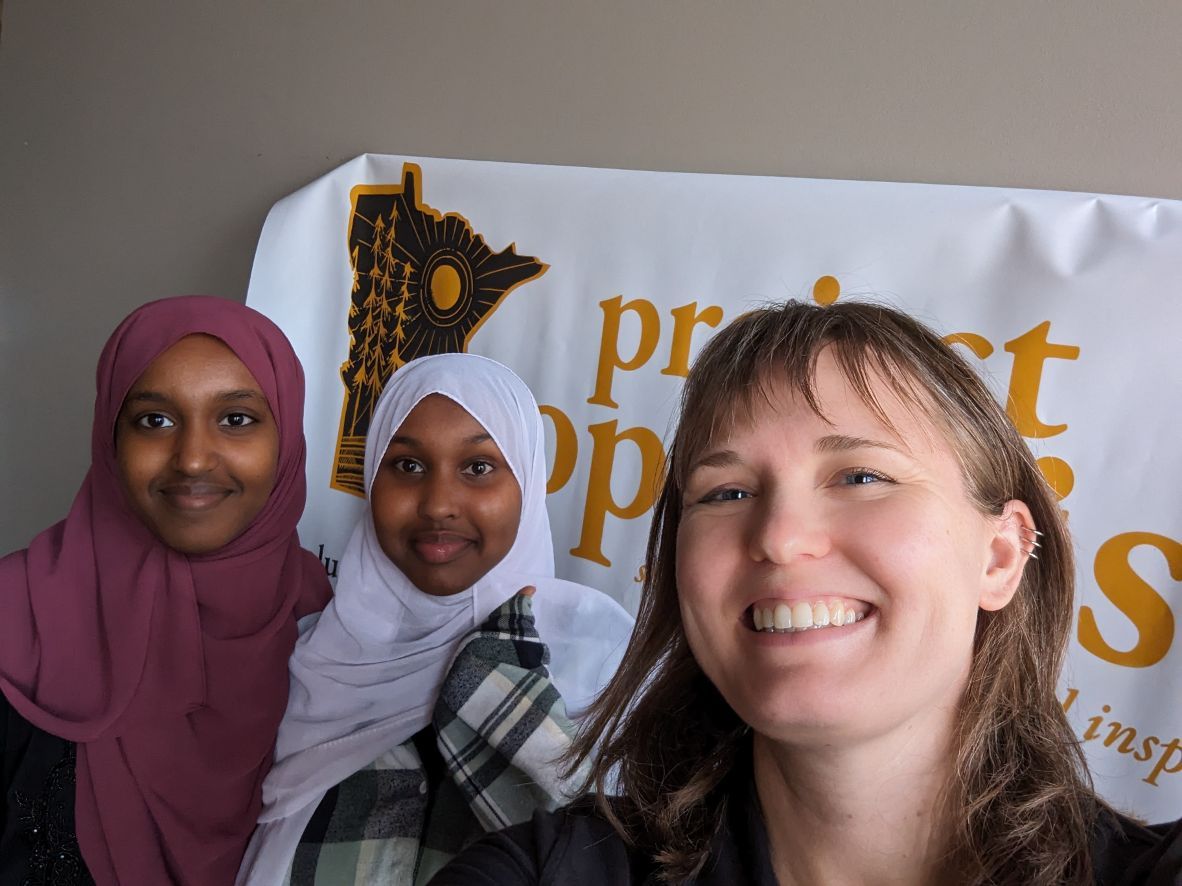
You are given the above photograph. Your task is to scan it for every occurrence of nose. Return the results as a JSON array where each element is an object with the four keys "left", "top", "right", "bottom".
[
  {"left": 747, "top": 492, "right": 831, "bottom": 563},
  {"left": 172, "top": 422, "right": 219, "bottom": 476},
  {"left": 419, "top": 472, "right": 459, "bottom": 521}
]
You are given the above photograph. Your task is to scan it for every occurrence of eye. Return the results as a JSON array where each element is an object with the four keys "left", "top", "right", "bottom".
[
  {"left": 389, "top": 457, "right": 424, "bottom": 474},
  {"left": 219, "top": 412, "right": 258, "bottom": 429},
  {"left": 837, "top": 467, "right": 894, "bottom": 486},
  {"left": 134, "top": 413, "right": 174, "bottom": 430},
  {"left": 463, "top": 459, "right": 496, "bottom": 478},
  {"left": 698, "top": 486, "right": 754, "bottom": 504}
]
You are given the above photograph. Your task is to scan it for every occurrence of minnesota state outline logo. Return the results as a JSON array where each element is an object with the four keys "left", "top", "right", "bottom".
[{"left": 332, "top": 163, "right": 548, "bottom": 496}]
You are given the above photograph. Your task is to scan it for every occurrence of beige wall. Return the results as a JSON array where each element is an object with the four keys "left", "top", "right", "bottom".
[{"left": 2, "top": 0, "right": 1180, "bottom": 553}]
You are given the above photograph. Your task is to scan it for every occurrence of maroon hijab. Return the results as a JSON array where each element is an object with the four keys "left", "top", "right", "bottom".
[{"left": 0, "top": 296, "right": 332, "bottom": 885}]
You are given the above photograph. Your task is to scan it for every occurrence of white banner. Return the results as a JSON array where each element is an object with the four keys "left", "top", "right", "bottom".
[{"left": 246, "top": 154, "right": 1182, "bottom": 822}]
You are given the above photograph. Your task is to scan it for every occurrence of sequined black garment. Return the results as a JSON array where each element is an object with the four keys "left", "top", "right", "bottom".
[{"left": 1, "top": 694, "right": 94, "bottom": 886}]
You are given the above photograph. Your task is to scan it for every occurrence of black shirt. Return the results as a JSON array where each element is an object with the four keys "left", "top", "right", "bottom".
[
  {"left": 430, "top": 770, "right": 1182, "bottom": 886},
  {"left": 431, "top": 788, "right": 774, "bottom": 886},
  {"left": 0, "top": 692, "right": 94, "bottom": 886}
]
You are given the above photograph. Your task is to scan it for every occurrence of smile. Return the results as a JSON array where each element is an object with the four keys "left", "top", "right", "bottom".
[
  {"left": 748, "top": 598, "right": 870, "bottom": 634},
  {"left": 159, "top": 484, "right": 233, "bottom": 512},
  {"left": 412, "top": 532, "right": 475, "bottom": 565}
]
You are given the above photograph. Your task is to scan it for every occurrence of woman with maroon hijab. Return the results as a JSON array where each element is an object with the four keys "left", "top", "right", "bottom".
[{"left": 0, "top": 297, "right": 332, "bottom": 886}]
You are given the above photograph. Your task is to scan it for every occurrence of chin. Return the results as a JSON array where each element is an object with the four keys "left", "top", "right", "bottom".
[
  {"left": 736, "top": 692, "right": 861, "bottom": 745},
  {"left": 162, "top": 535, "right": 227, "bottom": 556},
  {"left": 152, "top": 521, "right": 240, "bottom": 556}
]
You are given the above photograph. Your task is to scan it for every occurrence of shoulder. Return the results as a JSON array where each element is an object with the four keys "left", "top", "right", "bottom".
[
  {"left": 428, "top": 796, "right": 652, "bottom": 886},
  {"left": 1092, "top": 808, "right": 1182, "bottom": 885}
]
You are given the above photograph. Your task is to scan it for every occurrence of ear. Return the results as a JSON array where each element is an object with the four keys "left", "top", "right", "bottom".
[{"left": 979, "top": 500, "right": 1035, "bottom": 612}]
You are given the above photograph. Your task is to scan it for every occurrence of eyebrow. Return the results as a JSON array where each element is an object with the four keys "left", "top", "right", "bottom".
[
  {"left": 815, "top": 434, "right": 909, "bottom": 456},
  {"left": 388, "top": 432, "right": 493, "bottom": 448},
  {"left": 687, "top": 434, "right": 909, "bottom": 475},
  {"left": 124, "top": 389, "right": 267, "bottom": 405},
  {"left": 686, "top": 449, "right": 742, "bottom": 474}
]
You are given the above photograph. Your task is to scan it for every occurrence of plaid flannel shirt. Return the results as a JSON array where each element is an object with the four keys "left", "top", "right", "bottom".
[{"left": 286, "top": 593, "right": 580, "bottom": 885}]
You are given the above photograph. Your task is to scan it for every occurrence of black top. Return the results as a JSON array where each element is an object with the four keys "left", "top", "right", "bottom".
[
  {"left": 430, "top": 766, "right": 1182, "bottom": 886},
  {"left": 0, "top": 693, "right": 94, "bottom": 886},
  {"left": 430, "top": 787, "right": 773, "bottom": 886}
]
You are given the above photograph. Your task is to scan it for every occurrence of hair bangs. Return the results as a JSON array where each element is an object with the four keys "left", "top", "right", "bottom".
[{"left": 672, "top": 309, "right": 947, "bottom": 490}]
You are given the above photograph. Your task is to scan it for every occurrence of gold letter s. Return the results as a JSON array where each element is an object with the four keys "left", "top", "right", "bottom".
[{"left": 1080, "top": 532, "right": 1180, "bottom": 668}]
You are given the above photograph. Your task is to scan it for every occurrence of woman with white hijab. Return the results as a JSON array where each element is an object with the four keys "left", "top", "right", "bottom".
[{"left": 237, "top": 353, "right": 633, "bottom": 886}]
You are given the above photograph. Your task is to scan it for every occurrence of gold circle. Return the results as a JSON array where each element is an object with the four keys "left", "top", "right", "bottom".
[
  {"left": 430, "top": 264, "right": 462, "bottom": 311},
  {"left": 1036, "top": 456, "right": 1075, "bottom": 501},
  {"left": 812, "top": 275, "right": 840, "bottom": 306}
]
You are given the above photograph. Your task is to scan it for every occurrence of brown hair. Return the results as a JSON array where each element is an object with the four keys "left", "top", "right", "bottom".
[{"left": 567, "top": 300, "right": 1098, "bottom": 884}]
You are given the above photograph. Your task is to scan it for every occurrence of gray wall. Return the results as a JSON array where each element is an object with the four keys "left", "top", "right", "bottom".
[{"left": 3, "top": 0, "right": 1181, "bottom": 554}]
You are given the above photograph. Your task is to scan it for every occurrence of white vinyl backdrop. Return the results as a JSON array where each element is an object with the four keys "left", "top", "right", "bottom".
[{"left": 247, "top": 154, "right": 1182, "bottom": 822}]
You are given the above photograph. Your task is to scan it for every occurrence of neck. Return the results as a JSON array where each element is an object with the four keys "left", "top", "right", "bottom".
[{"left": 753, "top": 713, "right": 960, "bottom": 886}]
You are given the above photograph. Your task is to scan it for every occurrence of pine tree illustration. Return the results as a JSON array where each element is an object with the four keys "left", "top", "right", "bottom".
[
  {"left": 345, "top": 275, "right": 385, "bottom": 435},
  {"left": 346, "top": 358, "right": 368, "bottom": 434},
  {"left": 391, "top": 262, "right": 414, "bottom": 363}
]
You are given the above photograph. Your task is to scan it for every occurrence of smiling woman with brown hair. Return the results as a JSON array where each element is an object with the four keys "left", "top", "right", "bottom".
[
  {"left": 432, "top": 300, "right": 1182, "bottom": 886},
  {"left": 0, "top": 296, "right": 332, "bottom": 886}
]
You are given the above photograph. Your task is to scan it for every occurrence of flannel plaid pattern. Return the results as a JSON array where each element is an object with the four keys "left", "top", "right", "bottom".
[{"left": 286, "top": 594, "right": 578, "bottom": 886}]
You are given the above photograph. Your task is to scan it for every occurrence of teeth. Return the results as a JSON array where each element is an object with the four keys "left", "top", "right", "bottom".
[
  {"left": 791, "top": 602, "right": 813, "bottom": 630},
  {"left": 812, "top": 602, "right": 830, "bottom": 627},
  {"left": 751, "top": 601, "right": 867, "bottom": 633},
  {"left": 830, "top": 600, "right": 845, "bottom": 625},
  {"left": 773, "top": 603, "right": 792, "bottom": 630}
]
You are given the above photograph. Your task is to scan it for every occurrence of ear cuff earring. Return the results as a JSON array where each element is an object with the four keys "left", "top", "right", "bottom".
[{"left": 1020, "top": 527, "right": 1043, "bottom": 560}]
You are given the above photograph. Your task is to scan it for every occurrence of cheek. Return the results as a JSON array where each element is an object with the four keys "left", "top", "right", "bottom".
[
  {"left": 676, "top": 514, "right": 741, "bottom": 593},
  {"left": 674, "top": 581, "right": 730, "bottom": 699},
  {"left": 674, "top": 525, "right": 727, "bottom": 651},
  {"left": 114, "top": 434, "right": 153, "bottom": 501},
  {"left": 369, "top": 485, "right": 413, "bottom": 555},
  {"left": 241, "top": 433, "right": 281, "bottom": 501},
  {"left": 857, "top": 513, "right": 989, "bottom": 647},
  {"left": 482, "top": 483, "right": 523, "bottom": 552},
  {"left": 850, "top": 500, "right": 968, "bottom": 577}
]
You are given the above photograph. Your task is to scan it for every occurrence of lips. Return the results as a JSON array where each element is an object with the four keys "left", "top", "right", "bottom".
[
  {"left": 158, "top": 483, "right": 233, "bottom": 512},
  {"left": 411, "top": 531, "right": 474, "bottom": 565}
]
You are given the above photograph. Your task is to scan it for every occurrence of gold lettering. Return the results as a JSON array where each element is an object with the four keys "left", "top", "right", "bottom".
[
  {"left": 1060, "top": 687, "right": 1079, "bottom": 713},
  {"left": 588, "top": 295, "right": 661, "bottom": 408},
  {"left": 943, "top": 332, "right": 995, "bottom": 360},
  {"left": 1137, "top": 734, "right": 1161, "bottom": 763},
  {"left": 1080, "top": 532, "right": 1180, "bottom": 668},
  {"left": 812, "top": 275, "right": 841, "bottom": 307},
  {"left": 662, "top": 302, "right": 724, "bottom": 377},
  {"left": 1003, "top": 322, "right": 1080, "bottom": 438},
  {"left": 1103, "top": 722, "right": 1139, "bottom": 755},
  {"left": 539, "top": 404, "right": 578, "bottom": 495},
  {"left": 1145, "top": 738, "right": 1182, "bottom": 786},
  {"left": 1035, "top": 455, "right": 1075, "bottom": 502},
  {"left": 1082, "top": 705, "right": 1111, "bottom": 741},
  {"left": 570, "top": 420, "right": 665, "bottom": 567}
]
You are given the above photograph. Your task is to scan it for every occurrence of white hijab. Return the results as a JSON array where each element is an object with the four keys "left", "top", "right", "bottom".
[{"left": 238, "top": 353, "right": 633, "bottom": 885}]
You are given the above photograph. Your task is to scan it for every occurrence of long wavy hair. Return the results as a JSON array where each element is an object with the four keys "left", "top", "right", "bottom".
[{"left": 567, "top": 300, "right": 1098, "bottom": 884}]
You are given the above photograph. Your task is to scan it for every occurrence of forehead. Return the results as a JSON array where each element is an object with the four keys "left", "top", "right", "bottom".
[
  {"left": 704, "top": 348, "right": 948, "bottom": 456},
  {"left": 392, "top": 394, "right": 496, "bottom": 443},
  {"left": 130, "top": 334, "right": 249, "bottom": 384}
]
